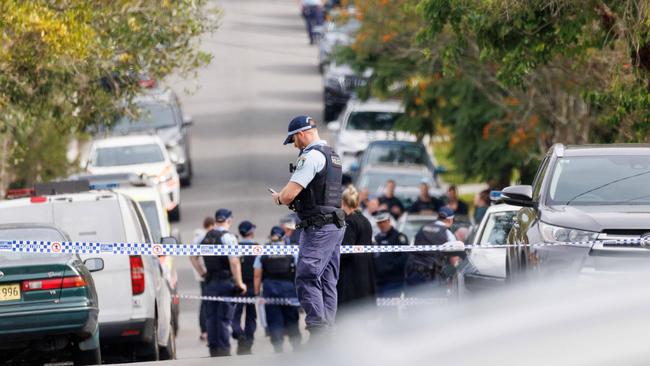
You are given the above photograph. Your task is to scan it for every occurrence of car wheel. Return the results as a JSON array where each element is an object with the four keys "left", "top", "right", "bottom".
[
  {"left": 73, "top": 346, "right": 101, "bottom": 366},
  {"left": 159, "top": 322, "right": 177, "bottom": 360},
  {"left": 168, "top": 205, "right": 180, "bottom": 222},
  {"left": 180, "top": 176, "right": 191, "bottom": 187},
  {"left": 135, "top": 319, "right": 159, "bottom": 362}
]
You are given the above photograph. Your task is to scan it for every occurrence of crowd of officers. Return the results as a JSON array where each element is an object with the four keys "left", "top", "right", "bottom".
[{"left": 188, "top": 179, "right": 473, "bottom": 357}]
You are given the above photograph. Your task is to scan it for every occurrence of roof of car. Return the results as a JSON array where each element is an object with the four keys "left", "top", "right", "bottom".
[
  {"left": 363, "top": 164, "right": 429, "bottom": 175},
  {"left": 346, "top": 98, "right": 403, "bottom": 113},
  {"left": 114, "top": 186, "right": 161, "bottom": 203},
  {"left": 91, "top": 134, "right": 165, "bottom": 149},
  {"left": 367, "top": 140, "right": 425, "bottom": 148},
  {"left": 561, "top": 144, "right": 650, "bottom": 157},
  {"left": 131, "top": 88, "right": 176, "bottom": 104}
]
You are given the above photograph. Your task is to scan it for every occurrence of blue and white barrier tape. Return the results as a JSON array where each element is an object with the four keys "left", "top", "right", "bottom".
[
  {"left": 0, "top": 238, "right": 648, "bottom": 256},
  {"left": 174, "top": 294, "right": 447, "bottom": 307}
]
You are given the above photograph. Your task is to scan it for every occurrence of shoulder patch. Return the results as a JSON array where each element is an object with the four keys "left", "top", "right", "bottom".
[
  {"left": 331, "top": 154, "right": 342, "bottom": 166},
  {"left": 296, "top": 156, "right": 306, "bottom": 170},
  {"left": 398, "top": 234, "right": 408, "bottom": 245}
]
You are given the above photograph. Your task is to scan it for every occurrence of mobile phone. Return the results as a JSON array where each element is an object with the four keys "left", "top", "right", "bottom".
[{"left": 267, "top": 188, "right": 277, "bottom": 195}]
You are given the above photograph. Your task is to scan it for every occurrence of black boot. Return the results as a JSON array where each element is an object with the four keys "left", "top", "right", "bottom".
[
  {"left": 236, "top": 337, "right": 253, "bottom": 355},
  {"left": 209, "top": 347, "right": 231, "bottom": 357}
]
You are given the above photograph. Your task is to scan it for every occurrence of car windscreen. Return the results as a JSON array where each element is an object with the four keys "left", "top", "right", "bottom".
[
  {"left": 140, "top": 200, "right": 163, "bottom": 242},
  {"left": 0, "top": 227, "right": 68, "bottom": 260},
  {"left": 360, "top": 171, "right": 433, "bottom": 192},
  {"left": 93, "top": 144, "right": 164, "bottom": 167},
  {"left": 479, "top": 211, "right": 517, "bottom": 245},
  {"left": 547, "top": 155, "right": 650, "bottom": 205},
  {"left": 112, "top": 102, "right": 177, "bottom": 132},
  {"left": 401, "top": 219, "right": 435, "bottom": 242},
  {"left": 346, "top": 112, "right": 402, "bottom": 131},
  {"left": 366, "top": 144, "right": 428, "bottom": 166}
]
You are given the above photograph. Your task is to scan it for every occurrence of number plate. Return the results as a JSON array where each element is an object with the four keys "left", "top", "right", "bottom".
[{"left": 0, "top": 283, "right": 20, "bottom": 302}]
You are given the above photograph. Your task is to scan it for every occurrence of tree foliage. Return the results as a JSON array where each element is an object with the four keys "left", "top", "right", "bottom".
[
  {"left": 339, "top": 0, "right": 650, "bottom": 187},
  {"left": 0, "top": 0, "right": 218, "bottom": 188}
]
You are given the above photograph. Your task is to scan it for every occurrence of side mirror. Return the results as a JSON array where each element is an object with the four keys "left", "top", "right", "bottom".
[
  {"left": 182, "top": 115, "right": 193, "bottom": 128},
  {"left": 160, "top": 236, "right": 179, "bottom": 245},
  {"left": 327, "top": 121, "right": 341, "bottom": 133},
  {"left": 501, "top": 185, "right": 534, "bottom": 207},
  {"left": 84, "top": 258, "right": 104, "bottom": 272}
]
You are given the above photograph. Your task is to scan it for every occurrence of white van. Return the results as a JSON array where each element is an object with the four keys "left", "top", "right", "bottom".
[{"left": 0, "top": 186, "right": 175, "bottom": 362}]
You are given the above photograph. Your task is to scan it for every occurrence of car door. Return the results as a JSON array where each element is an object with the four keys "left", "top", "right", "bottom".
[{"left": 464, "top": 209, "right": 517, "bottom": 292}]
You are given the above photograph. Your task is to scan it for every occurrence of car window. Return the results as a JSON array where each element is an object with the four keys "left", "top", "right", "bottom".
[
  {"left": 401, "top": 219, "right": 435, "bottom": 242},
  {"left": 531, "top": 155, "right": 550, "bottom": 200},
  {"left": 345, "top": 112, "right": 402, "bottom": 131},
  {"left": 112, "top": 102, "right": 177, "bottom": 132},
  {"left": 0, "top": 227, "right": 69, "bottom": 261},
  {"left": 129, "top": 200, "right": 152, "bottom": 244},
  {"left": 479, "top": 211, "right": 517, "bottom": 245},
  {"left": 366, "top": 144, "right": 428, "bottom": 166},
  {"left": 139, "top": 200, "right": 162, "bottom": 242},
  {"left": 359, "top": 171, "right": 433, "bottom": 193},
  {"left": 92, "top": 144, "right": 164, "bottom": 167},
  {"left": 547, "top": 155, "right": 650, "bottom": 205}
]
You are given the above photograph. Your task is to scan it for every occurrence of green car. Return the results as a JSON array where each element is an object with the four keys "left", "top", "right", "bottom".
[{"left": 0, "top": 224, "right": 104, "bottom": 365}]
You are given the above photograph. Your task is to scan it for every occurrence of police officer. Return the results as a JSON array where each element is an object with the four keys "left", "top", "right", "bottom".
[
  {"left": 253, "top": 226, "right": 302, "bottom": 353},
  {"left": 201, "top": 209, "right": 247, "bottom": 357},
  {"left": 404, "top": 207, "right": 459, "bottom": 297},
  {"left": 271, "top": 115, "right": 345, "bottom": 334},
  {"left": 373, "top": 210, "right": 409, "bottom": 296},
  {"left": 230, "top": 220, "right": 258, "bottom": 355}
]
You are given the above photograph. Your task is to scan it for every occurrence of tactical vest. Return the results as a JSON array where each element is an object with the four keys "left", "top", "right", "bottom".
[
  {"left": 408, "top": 221, "right": 450, "bottom": 268},
  {"left": 261, "top": 255, "right": 296, "bottom": 281},
  {"left": 201, "top": 229, "right": 232, "bottom": 280},
  {"left": 292, "top": 144, "right": 343, "bottom": 220}
]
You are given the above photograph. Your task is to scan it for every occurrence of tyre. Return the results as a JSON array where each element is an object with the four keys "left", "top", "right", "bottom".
[
  {"left": 159, "top": 323, "right": 176, "bottom": 360},
  {"left": 135, "top": 320, "right": 159, "bottom": 362},
  {"left": 168, "top": 205, "right": 180, "bottom": 222},
  {"left": 73, "top": 347, "right": 101, "bottom": 366}
]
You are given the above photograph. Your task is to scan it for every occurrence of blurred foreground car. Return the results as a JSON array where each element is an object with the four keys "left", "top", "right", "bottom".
[
  {"left": 86, "top": 135, "right": 181, "bottom": 221},
  {"left": 0, "top": 182, "right": 175, "bottom": 362},
  {"left": 0, "top": 224, "right": 104, "bottom": 365}
]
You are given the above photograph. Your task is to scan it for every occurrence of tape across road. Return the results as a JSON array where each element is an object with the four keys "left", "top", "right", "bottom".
[
  {"left": 1, "top": 237, "right": 649, "bottom": 256},
  {"left": 173, "top": 294, "right": 448, "bottom": 307}
]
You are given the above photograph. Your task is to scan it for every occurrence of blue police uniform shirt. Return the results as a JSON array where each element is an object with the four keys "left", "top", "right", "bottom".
[
  {"left": 289, "top": 140, "right": 327, "bottom": 189},
  {"left": 214, "top": 226, "right": 239, "bottom": 259}
]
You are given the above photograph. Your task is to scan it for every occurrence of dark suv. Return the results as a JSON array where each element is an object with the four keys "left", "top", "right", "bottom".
[{"left": 502, "top": 144, "right": 650, "bottom": 279}]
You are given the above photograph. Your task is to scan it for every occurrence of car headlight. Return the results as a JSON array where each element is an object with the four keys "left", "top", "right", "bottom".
[{"left": 539, "top": 222, "right": 598, "bottom": 243}]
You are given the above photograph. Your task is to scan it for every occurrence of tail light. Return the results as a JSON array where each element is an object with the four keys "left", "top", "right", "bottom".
[
  {"left": 22, "top": 276, "right": 86, "bottom": 292},
  {"left": 130, "top": 255, "right": 145, "bottom": 295}
]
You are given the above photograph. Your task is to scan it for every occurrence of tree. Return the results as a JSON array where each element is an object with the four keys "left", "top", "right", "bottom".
[{"left": 0, "top": 0, "right": 218, "bottom": 190}]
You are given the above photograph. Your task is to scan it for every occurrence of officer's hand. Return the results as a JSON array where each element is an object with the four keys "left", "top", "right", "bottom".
[
  {"left": 238, "top": 282, "right": 248, "bottom": 294},
  {"left": 272, "top": 192, "right": 282, "bottom": 206}
]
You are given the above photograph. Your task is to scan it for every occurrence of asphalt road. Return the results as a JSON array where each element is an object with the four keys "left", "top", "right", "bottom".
[{"left": 164, "top": 0, "right": 321, "bottom": 361}]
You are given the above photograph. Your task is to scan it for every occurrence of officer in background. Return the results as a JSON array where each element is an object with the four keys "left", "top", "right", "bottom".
[
  {"left": 373, "top": 211, "right": 409, "bottom": 297},
  {"left": 404, "top": 207, "right": 459, "bottom": 297},
  {"left": 271, "top": 115, "right": 345, "bottom": 335},
  {"left": 280, "top": 214, "right": 301, "bottom": 245},
  {"left": 253, "top": 226, "right": 302, "bottom": 353},
  {"left": 201, "top": 209, "right": 247, "bottom": 357},
  {"left": 230, "top": 220, "right": 258, "bottom": 355}
]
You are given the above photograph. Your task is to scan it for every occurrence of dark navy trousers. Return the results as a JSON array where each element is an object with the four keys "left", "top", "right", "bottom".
[
  {"left": 263, "top": 279, "right": 301, "bottom": 352},
  {"left": 296, "top": 224, "right": 344, "bottom": 329},
  {"left": 231, "top": 286, "right": 257, "bottom": 341},
  {"left": 205, "top": 278, "right": 235, "bottom": 352}
]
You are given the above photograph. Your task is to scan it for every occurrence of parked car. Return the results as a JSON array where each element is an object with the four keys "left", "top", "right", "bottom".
[
  {"left": 397, "top": 213, "right": 438, "bottom": 245},
  {"left": 328, "top": 98, "right": 416, "bottom": 172},
  {"left": 108, "top": 89, "right": 193, "bottom": 186},
  {"left": 457, "top": 202, "right": 519, "bottom": 294},
  {"left": 86, "top": 134, "right": 181, "bottom": 221},
  {"left": 0, "top": 182, "right": 176, "bottom": 362},
  {"left": 0, "top": 223, "right": 104, "bottom": 365},
  {"left": 322, "top": 63, "right": 368, "bottom": 122},
  {"left": 355, "top": 164, "right": 442, "bottom": 208},
  {"left": 501, "top": 143, "right": 650, "bottom": 282},
  {"left": 351, "top": 140, "right": 441, "bottom": 186},
  {"left": 319, "top": 16, "right": 360, "bottom": 73}
]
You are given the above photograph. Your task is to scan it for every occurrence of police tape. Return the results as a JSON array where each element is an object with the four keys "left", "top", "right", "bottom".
[
  {"left": 0, "top": 238, "right": 648, "bottom": 256},
  {"left": 173, "top": 294, "right": 447, "bottom": 307}
]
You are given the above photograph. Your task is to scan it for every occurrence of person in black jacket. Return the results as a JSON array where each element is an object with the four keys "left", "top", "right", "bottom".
[
  {"left": 373, "top": 211, "right": 409, "bottom": 297},
  {"left": 230, "top": 220, "right": 258, "bottom": 355},
  {"left": 337, "top": 185, "right": 375, "bottom": 309}
]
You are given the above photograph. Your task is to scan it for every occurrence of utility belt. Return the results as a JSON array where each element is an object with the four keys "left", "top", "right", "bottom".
[{"left": 296, "top": 209, "right": 346, "bottom": 229}]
